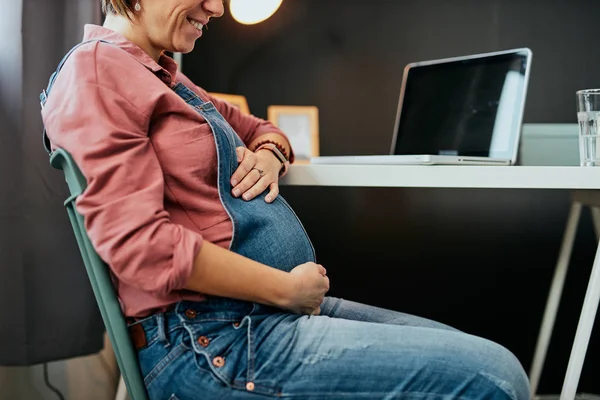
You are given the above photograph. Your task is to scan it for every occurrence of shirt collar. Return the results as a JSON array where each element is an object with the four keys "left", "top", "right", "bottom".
[{"left": 82, "top": 24, "right": 179, "bottom": 84}]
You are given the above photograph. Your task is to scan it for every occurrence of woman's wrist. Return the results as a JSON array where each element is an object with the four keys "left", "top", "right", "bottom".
[
  {"left": 252, "top": 139, "right": 290, "bottom": 160},
  {"left": 255, "top": 146, "right": 289, "bottom": 177},
  {"left": 255, "top": 144, "right": 290, "bottom": 177},
  {"left": 270, "top": 272, "right": 297, "bottom": 310}
]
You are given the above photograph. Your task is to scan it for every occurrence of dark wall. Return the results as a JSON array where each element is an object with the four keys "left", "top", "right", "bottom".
[
  {"left": 184, "top": 0, "right": 600, "bottom": 394},
  {"left": 187, "top": 0, "right": 600, "bottom": 156}
]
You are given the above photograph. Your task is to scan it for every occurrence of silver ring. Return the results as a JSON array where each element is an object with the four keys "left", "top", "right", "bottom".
[{"left": 252, "top": 167, "right": 265, "bottom": 178}]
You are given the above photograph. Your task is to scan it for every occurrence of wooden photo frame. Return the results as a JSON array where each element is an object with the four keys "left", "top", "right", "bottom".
[
  {"left": 208, "top": 92, "right": 251, "bottom": 115},
  {"left": 267, "top": 106, "right": 320, "bottom": 164}
]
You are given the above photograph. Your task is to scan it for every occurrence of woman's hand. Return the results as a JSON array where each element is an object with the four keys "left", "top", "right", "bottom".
[
  {"left": 230, "top": 146, "right": 282, "bottom": 203},
  {"left": 282, "top": 262, "right": 330, "bottom": 315}
]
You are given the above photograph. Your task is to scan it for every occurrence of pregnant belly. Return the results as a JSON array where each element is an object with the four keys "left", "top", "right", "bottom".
[{"left": 228, "top": 196, "right": 316, "bottom": 272}]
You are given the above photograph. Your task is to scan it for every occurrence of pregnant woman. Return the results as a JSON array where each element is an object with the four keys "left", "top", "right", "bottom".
[{"left": 40, "top": 1, "right": 530, "bottom": 399}]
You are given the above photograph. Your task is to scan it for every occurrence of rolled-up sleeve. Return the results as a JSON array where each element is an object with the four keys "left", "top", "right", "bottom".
[
  {"left": 208, "top": 92, "right": 296, "bottom": 162},
  {"left": 44, "top": 82, "right": 202, "bottom": 297},
  {"left": 176, "top": 74, "right": 295, "bottom": 161},
  {"left": 207, "top": 93, "right": 283, "bottom": 143}
]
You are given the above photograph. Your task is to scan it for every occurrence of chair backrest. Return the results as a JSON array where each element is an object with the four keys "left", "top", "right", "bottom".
[{"left": 50, "top": 148, "right": 149, "bottom": 400}]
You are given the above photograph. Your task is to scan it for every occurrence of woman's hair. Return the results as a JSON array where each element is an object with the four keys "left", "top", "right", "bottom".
[{"left": 101, "top": 0, "right": 134, "bottom": 16}]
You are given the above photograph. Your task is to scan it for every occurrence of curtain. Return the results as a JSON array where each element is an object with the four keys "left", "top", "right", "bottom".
[{"left": 0, "top": 0, "right": 105, "bottom": 365}]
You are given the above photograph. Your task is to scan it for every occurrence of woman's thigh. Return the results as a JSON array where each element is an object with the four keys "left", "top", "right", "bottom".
[
  {"left": 144, "top": 305, "right": 529, "bottom": 400},
  {"left": 320, "top": 296, "right": 458, "bottom": 331},
  {"left": 243, "top": 312, "right": 530, "bottom": 400}
]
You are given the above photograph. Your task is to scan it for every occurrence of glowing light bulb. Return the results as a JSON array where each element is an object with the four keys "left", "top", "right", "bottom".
[{"left": 229, "top": 0, "right": 283, "bottom": 25}]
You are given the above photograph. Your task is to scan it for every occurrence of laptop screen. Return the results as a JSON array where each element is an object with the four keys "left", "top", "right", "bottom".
[{"left": 392, "top": 50, "right": 530, "bottom": 160}]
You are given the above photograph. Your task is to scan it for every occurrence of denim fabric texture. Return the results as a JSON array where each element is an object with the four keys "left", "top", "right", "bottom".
[{"left": 136, "top": 297, "right": 529, "bottom": 400}]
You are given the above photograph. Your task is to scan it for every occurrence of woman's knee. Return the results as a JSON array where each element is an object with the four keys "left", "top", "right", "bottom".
[{"left": 468, "top": 338, "right": 530, "bottom": 400}]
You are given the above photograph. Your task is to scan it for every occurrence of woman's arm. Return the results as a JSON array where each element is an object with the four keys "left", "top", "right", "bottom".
[
  {"left": 186, "top": 241, "right": 329, "bottom": 314},
  {"left": 206, "top": 91, "right": 293, "bottom": 158},
  {"left": 176, "top": 75, "right": 294, "bottom": 163},
  {"left": 186, "top": 241, "right": 292, "bottom": 306}
]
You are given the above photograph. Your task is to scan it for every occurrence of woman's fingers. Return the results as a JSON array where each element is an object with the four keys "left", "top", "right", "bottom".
[
  {"left": 317, "top": 264, "right": 327, "bottom": 276},
  {"left": 265, "top": 182, "right": 279, "bottom": 203},
  {"left": 230, "top": 146, "right": 282, "bottom": 202},
  {"left": 230, "top": 147, "right": 256, "bottom": 187},
  {"left": 236, "top": 174, "right": 270, "bottom": 200}
]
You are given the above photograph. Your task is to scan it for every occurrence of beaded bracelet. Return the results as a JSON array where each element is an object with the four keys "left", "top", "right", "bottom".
[
  {"left": 255, "top": 143, "right": 290, "bottom": 177},
  {"left": 252, "top": 139, "right": 289, "bottom": 161}
]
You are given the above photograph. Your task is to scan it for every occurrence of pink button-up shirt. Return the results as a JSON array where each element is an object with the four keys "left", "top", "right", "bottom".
[{"left": 41, "top": 25, "right": 290, "bottom": 318}]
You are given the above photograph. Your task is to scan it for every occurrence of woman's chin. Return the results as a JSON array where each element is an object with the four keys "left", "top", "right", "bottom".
[{"left": 173, "top": 42, "right": 196, "bottom": 55}]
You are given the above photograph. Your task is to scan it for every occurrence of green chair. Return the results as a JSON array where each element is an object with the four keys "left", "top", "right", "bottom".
[{"left": 50, "top": 148, "right": 149, "bottom": 400}]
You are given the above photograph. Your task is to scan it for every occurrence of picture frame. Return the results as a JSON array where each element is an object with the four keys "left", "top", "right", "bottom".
[
  {"left": 208, "top": 92, "right": 251, "bottom": 115},
  {"left": 267, "top": 106, "right": 320, "bottom": 164}
]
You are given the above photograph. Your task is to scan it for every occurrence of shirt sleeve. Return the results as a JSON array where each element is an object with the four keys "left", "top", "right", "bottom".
[{"left": 43, "top": 81, "right": 203, "bottom": 298}]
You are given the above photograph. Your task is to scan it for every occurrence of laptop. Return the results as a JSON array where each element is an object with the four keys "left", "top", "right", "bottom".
[{"left": 311, "top": 48, "right": 532, "bottom": 166}]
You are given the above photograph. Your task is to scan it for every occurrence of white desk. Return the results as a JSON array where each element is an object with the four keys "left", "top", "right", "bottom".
[
  {"left": 282, "top": 164, "right": 600, "bottom": 189},
  {"left": 282, "top": 165, "right": 600, "bottom": 400}
]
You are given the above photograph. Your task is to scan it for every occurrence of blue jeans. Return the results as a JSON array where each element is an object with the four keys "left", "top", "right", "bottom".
[{"left": 135, "top": 297, "right": 529, "bottom": 399}]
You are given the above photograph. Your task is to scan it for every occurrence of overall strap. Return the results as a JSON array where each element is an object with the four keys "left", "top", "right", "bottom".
[
  {"left": 171, "top": 81, "right": 208, "bottom": 108},
  {"left": 40, "top": 39, "right": 110, "bottom": 155}
]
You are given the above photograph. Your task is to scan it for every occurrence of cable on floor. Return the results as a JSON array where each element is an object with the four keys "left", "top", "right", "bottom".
[{"left": 43, "top": 362, "right": 65, "bottom": 400}]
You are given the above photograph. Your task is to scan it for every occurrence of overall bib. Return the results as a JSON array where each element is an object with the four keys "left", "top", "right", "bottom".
[{"left": 170, "top": 81, "right": 316, "bottom": 270}]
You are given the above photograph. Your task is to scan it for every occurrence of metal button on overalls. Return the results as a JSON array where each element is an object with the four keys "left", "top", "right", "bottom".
[
  {"left": 197, "top": 336, "right": 210, "bottom": 347},
  {"left": 212, "top": 356, "right": 225, "bottom": 367}
]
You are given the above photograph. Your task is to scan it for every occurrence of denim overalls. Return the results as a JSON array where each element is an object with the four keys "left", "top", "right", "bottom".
[{"left": 41, "top": 41, "right": 530, "bottom": 400}]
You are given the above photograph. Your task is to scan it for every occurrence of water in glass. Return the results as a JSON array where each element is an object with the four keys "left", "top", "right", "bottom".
[{"left": 578, "top": 110, "right": 600, "bottom": 166}]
